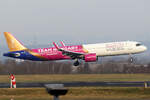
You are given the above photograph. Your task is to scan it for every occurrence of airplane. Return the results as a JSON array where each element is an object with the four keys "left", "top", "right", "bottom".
[{"left": 3, "top": 32, "right": 147, "bottom": 66}]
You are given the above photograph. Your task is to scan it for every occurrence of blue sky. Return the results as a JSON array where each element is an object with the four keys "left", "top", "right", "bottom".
[{"left": 0, "top": 0, "right": 149, "bottom": 46}]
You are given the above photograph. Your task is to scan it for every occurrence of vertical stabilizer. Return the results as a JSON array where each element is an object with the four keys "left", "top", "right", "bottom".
[{"left": 4, "top": 32, "right": 27, "bottom": 51}]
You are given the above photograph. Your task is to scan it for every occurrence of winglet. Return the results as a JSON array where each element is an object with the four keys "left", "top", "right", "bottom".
[
  {"left": 53, "top": 42, "right": 60, "bottom": 49},
  {"left": 60, "top": 41, "right": 65, "bottom": 47}
]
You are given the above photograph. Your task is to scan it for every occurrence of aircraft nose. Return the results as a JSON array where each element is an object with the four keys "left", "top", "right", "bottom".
[{"left": 143, "top": 46, "right": 147, "bottom": 51}]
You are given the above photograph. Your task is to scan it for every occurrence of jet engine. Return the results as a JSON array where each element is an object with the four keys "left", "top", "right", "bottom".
[{"left": 84, "top": 53, "right": 98, "bottom": 62}]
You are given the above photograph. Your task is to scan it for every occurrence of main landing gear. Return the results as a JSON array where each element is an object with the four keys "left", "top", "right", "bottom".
[{"left": 73, "top": 59, "right": 80, "bottom": 66}]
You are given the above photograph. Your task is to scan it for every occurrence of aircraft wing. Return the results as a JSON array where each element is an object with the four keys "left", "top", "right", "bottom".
[{"left": 53, "top": 42, "right": 84, "bottom": 59}]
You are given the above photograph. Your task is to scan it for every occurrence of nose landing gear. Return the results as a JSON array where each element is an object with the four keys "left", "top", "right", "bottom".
[
  {"left": 128, "top": 57, "right": 134, "bottom": 63},
  {"left": 128, "top": 54, "right": 134, "bottom": 63}
]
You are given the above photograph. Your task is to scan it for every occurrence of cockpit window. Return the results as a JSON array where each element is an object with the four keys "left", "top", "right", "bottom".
[{"left": 136, "top": 43, "right": 142, "bottom": 46}]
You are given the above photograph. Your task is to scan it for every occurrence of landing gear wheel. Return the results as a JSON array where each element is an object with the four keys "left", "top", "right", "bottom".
[
  {"left": 73, "top": 60, "right": 80, "bottom": 66},
  {"left": 128, "top": 57, "right": 134, "bottom": 63}
]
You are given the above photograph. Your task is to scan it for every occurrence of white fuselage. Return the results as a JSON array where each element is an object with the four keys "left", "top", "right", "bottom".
[{"left": 83, "top": 41, "right": 147, "bottom": 57}]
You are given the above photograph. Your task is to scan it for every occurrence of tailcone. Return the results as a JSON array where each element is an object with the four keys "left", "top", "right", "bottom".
[
  {"left": 3, "top": 53, "right": 8, "bottom": 57},
  {"left": 3, "top": 52, "right": 15, "bottom": 57},
  {"left": 3, "top": 52, "right": 20, "bottom": 58}
]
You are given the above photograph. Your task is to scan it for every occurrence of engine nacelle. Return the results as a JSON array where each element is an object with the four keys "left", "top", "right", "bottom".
[{"left": 84, "top": 53, "right": 98, "bottom": 62}]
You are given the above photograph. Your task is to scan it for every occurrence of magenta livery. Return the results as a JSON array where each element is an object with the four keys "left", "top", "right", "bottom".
[{"left": 3, "top": 32, "right": 147, "bottom": 66}]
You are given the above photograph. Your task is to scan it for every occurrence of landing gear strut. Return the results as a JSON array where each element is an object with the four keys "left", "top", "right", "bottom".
[{"left": 73, "top": 59, "right": 80, "bottom": 66}]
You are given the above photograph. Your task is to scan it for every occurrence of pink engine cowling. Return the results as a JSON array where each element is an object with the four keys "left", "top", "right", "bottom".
[{"left": 84, "top": 53, "right": 97, "bottom": 62}]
